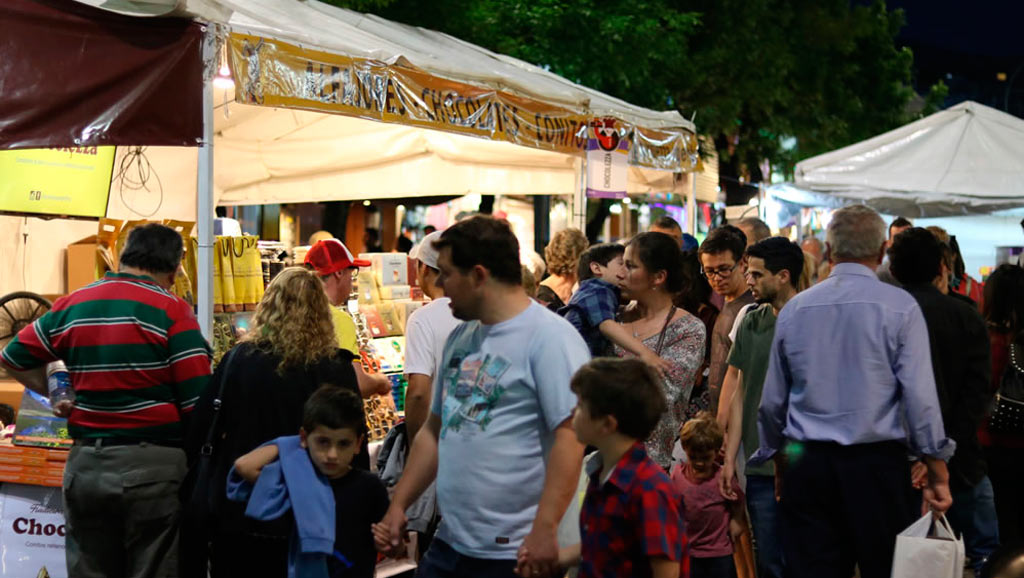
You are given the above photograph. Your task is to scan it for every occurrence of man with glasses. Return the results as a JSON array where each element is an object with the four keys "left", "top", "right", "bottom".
[
  {"left": 698, "top": 225, "right": 755, "bottom": 415},
  {"left": 305, "top": 238, "right": 391, "bottom": 397}
]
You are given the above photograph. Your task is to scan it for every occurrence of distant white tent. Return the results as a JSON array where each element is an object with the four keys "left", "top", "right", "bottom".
[{"left": 773, "top": 101, "right": 1024, "bottom": 217}]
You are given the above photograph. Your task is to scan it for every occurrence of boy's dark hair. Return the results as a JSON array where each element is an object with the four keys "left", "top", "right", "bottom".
[
  {"left": 699, "top": 225, "right": 747, "bottom": 263},
  {"left": 302, "top": 385, "right": 368, "bottom": 435},
  {"left": 888, "top": 227, "right": 942, "bottom": 286},
  {"left": 577, "top": 243, "right": 625, "bottom": 281},
  {"left": 679, "top": 412, "right": 724, "bottom": 455},
  {"left": 889, "top": 216, "right": 913, "bottom": 237},
  {"left": 627, "top": 232, "right": 686, "bottom": 293},
  {"left": 570, "top": 358, "right": 666, "bottom": 441},
  {"left": 745, "top": 237, "right": 805, "bottom": 289},
  {"left": 653, "top": 216, "right": 682, "bottom": 231},
  {"left": 432, "top": 216, "right": 521, "bottom": 285},
  {"left": 119, "top": 223, "right": 184, "bottom": 275}
]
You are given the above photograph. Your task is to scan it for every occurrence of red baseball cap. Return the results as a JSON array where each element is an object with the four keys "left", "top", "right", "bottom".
[{"left": 304, "top": 239, "right": 371, "bottom": 276}]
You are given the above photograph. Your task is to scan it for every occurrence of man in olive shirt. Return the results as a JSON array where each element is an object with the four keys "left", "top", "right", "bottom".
[
  {"left": 698, "top": 225, "right": 755, "bottom": 414},
  {"left": 720, "top": 238, "right": 805, "bottom": 578}
]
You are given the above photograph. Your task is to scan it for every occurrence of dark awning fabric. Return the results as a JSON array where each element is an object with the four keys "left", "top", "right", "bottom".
[{"left": 0, "top": 0, "right": 204, "bottom": 150}]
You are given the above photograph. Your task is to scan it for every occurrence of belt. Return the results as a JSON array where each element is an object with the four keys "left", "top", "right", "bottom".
[{"left": 73, "top": 437, "right": 182, "bottom": 449}]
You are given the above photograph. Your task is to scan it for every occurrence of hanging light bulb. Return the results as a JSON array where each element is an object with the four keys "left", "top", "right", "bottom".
[{"left": 214, "top": 63, "right": 234, "bottom": 89}]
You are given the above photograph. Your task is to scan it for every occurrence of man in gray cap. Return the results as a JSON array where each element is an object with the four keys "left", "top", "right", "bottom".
[{"left": 404, "top": 230, "right": 462, "bottom": 441}]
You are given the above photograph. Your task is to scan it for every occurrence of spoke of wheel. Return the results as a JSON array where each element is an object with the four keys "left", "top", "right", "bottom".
[
  {"left": 0, "top": 332, "right": 13, "bottom": 341},
  {"left": 30, "top": 302, "right": 43, "bottom": 320},
  {"left": 0, "top": 302, "right": 14, "bottom": 323}
]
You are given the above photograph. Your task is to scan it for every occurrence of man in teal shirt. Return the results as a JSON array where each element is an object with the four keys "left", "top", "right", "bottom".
[{"left": 720, "top": 237, "right": 804, "bottom": 578}]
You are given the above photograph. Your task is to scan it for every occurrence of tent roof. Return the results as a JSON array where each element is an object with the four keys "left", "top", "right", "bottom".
[
  {"left": 791, "top": 100, "right": 1024, "bottom": 217},
  {"left": 75, "top": 0, "right": 693, "bottom": 134}
]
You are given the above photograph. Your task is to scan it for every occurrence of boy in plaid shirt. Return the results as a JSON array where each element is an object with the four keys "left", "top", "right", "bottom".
[
  {"left": 560, "top": 244, "right": 670, "bottom": 373},
  {"left": 552, "top": 358, "right": 687, "bottom": 578}
]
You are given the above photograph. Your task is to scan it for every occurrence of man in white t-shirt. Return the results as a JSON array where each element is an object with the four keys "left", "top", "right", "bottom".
[
  {"left": 404, "top": 230, "right": 462, "bottom": 442},
  {"left": 374, "top": 216, "right": 590, "bottom": 578}
]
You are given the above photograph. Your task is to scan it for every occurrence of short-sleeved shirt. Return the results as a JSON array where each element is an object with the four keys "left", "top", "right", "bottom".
[
  {"left": 330, "top": 307, "right": 360, "bottom": 356},
  {"left": 430, "top": 301, "right": 590, "bottom": 558},
  {"left": 0, "top": 272, "right": 211, "bottom": 442},
  {"left": 707, "top": 291, "right": 755, "bottom": 412},
  {"left": 670, "top": 462, "right": 743, "bottom": 558},
  {"left": 579, "top": 442, "right": 686, "bottom": 578},
  {"left": 559, "top": 278, "right": 620, "bottom": 356},
  {"left": 726, "top": 303, "right": 777, "bottom": 476},
  {"left": 328, "top": 468, "right": 390, "bottom": 578},
  {"left": 404, "top": 297, "right": 461, "bottom": 379}
]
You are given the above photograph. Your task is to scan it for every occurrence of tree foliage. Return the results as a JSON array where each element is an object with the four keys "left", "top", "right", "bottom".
[{"left": 323, "top": 0, "right": 938, "bottom": 201}]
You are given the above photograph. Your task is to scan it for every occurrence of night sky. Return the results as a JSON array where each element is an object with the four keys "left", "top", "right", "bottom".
[{"left": 886, "top": 0, "right": 1024, "bottom": 115}]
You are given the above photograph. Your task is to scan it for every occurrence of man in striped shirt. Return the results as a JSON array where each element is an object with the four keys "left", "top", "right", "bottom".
[{"left": 1, "top": 223, "right": 211, "bottom": 578}]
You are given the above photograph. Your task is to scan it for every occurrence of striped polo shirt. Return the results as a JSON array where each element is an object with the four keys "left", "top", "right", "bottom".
[{"left": 0, "top": 272, "right": 211, "bottom": 442}]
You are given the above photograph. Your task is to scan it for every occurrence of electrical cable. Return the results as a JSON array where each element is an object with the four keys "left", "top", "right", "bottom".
[{"left": 116, "top": 146, "right": 164, "bottom": 218}]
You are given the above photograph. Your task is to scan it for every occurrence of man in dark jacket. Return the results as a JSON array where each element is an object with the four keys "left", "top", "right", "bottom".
[{"left": 890, "top": 227, "right": 998, "bottom": 573}]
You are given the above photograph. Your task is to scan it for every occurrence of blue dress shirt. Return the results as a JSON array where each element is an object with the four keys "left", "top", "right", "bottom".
[{"left": 750, "top": 263, "right": 955, "bottom": 464}]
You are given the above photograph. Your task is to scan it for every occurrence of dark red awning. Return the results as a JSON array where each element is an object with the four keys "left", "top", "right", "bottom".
[{"left": 0, "top": 0, "right": 204, "bottom": 150}]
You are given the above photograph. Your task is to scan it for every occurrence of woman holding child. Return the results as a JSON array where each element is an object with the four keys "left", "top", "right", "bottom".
[
  {"left": 615, "top": 232, "right": 707, "bottom": 469},
  {"left": 184, "top": 267, "right": 366, "bottom": 578}
]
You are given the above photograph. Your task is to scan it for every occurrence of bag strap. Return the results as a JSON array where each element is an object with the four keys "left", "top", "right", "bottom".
[
  {"left": 653, "top": 306, "right": 677, "bottom": 357},
  {"left": 199, "top": 345, "right": 242, "bottom": 456}
]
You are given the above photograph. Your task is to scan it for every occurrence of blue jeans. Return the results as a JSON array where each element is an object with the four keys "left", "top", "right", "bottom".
[
  {"left": 746, "top": 474, "right": 785, "bottom": 578},
  {"left": 946, "top": 476, "right": 1000, "bottom": 573},
  {"left": 416, "top": 539, "right": 517, "bottom": 578}
]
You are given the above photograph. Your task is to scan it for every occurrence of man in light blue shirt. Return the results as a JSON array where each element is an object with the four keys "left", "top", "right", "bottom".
[
  {"left": 374, "top": 217, "right": 590, "bottom": 578},
  {"left": 750, "top": 205, "right": 954, "bottom": 578}
]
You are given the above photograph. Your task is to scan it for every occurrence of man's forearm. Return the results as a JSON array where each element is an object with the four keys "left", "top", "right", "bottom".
[
  {"left": 718, "top": 366, "right": 740, "bottom": 426},
  {"left": 724, "top": 376, "right": 744, "bottom": 464},
  {"left": 5, "top": 365, "right": 47, "bottom": 396},
  {"left": 404, "top": 373, "right": 432, "bottom": 442},
  {"left": 391, "top": 413, "right": 442, "bottom": 511},
  {"left": 532, "top": 422, "right": 584, "bottom": 530}
]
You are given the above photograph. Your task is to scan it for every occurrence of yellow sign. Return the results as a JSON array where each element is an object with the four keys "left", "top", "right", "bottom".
[
  {"left": 0, "top": 147, "right": 115, "bottom": 218},
  {"left": 227, "top": 33, "right": 697, "bottom": 171}
]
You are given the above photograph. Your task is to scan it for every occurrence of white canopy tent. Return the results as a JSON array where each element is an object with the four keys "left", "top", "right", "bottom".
[{"left": 773, "top": 101, "right": 1024, "bottom": 217}]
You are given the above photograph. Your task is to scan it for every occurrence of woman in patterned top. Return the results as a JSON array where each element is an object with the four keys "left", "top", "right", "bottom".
[{"left": 615, "top": 232, "right": 707, "bottom": 470}]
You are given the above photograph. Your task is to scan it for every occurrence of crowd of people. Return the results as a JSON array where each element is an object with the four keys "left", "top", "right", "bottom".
[{"left": 0, "top": 205, "right": 1021, "bottom": 578}]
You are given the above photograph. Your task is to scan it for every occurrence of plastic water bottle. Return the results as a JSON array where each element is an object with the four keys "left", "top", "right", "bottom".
[{"left": 46, "top": 361, "right": 75, "bottom": 407}]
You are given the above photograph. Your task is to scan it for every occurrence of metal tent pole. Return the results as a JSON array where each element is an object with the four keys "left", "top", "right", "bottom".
[{"left": 196, "top": 27, "right": 216, "bottom": 340}]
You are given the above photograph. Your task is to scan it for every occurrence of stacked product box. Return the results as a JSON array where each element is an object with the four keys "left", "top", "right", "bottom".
[{"left": 0, "top": 444, "right": 67, "bottom": 488}]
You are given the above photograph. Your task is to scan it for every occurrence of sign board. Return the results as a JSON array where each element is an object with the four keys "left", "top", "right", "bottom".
[
  {"left": 0, "top": 483, "right": 67, "bottom": 578},
  {"left": 586, "top": 119, "right": 630, "bottom": 199},
  {"left": 0, "top": 147, "right": 115, "bottom": 218}
]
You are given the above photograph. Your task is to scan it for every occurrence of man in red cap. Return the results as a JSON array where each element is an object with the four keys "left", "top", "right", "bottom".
[{"left": 305, "top": 238, "right": 390, "bottom": 397}]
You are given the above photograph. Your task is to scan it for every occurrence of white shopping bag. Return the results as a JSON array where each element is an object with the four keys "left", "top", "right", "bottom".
[{"left": 891, "top": 513, "right": 965, "bottom": 578}]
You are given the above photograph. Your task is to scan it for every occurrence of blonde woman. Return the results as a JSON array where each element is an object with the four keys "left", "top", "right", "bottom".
[
  {"left": 185, "top": 267, "right": 365, "bottom": 578},
  {"left": 537, "top": 228, "right": 589, "bottom": 310}
]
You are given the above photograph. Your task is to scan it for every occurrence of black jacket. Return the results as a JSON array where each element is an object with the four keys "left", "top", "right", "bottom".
[{"left": 905, "top": 284, "right": 992, "bottom": 489}]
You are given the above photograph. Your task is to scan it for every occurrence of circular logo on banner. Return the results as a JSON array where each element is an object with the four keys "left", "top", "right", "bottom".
[{"left": 593, "top": 119, "right": 620, "bottom": 152}]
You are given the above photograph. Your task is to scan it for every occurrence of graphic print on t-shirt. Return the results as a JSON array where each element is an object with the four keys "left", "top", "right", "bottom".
[{"left": 440, "top": 352, "right": 511, "bottom": 436}]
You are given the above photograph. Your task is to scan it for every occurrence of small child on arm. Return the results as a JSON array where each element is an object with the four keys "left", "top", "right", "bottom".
[
  {"left": 560, "top": 243, "right": 672, "bottom": 373},
  {"left": 550, "top": 358, "right": 686, "bottom": 578},
  {"left": 231, "top": 386, "right": 389, "bottom": 578},
  {"left": 671, "top": 413, "right": 747, "bottom": 578}
]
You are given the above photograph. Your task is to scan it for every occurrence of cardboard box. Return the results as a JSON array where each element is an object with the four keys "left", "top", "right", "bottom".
[
  {"left": 356, "top": 270, "right": 381, "bottom": 305},
  {"left": 377, "top": 303, "right": 403, "bottom": 336},
  {"left": 67, "top": 237, "right": 103, "bottom": 294},
  {"left": 359, "top": 253, "right": 408, "bottom": 286}
]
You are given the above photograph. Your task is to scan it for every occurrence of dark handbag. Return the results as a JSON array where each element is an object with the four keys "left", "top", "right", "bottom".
[
  {"left": 179, "top": 345, "right": 241, "bottom": 577},
  {"left": 989, "top": 343, "right": 1024, "bottom": 435}
]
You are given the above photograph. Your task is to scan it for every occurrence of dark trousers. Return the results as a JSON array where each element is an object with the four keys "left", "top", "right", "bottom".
[
  {"left": 415, "top": 539, "right": 517, "bottom": 578},
  {"left": 779, "top": 441, "right": 914, "bottom": 578},
  {"left": 63, "top": 443, "right": 186, "bottom": 578},
  {"left": 691, "top": 554, "right": 737, "bottom": 578},
  {"left": 986, "top": 445, "right": 1024, "bottom": 548},
  {"left": 209, "top": 531, "right": 288, "bottom": 578}
]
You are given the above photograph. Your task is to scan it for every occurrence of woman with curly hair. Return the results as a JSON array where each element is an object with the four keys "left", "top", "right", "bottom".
[
  {"left": 537, "top": 228, "right": 589, "bottom": 311},
  {"left": 185, "top": 267, "right": 366, "bottom": 578}
]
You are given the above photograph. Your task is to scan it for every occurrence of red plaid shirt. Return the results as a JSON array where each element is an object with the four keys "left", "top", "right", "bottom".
[{"left": 579, "top": 443, "right": 688, "bottom": 578}]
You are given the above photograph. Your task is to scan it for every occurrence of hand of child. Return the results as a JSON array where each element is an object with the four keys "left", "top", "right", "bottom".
[
  {"left": 729, "top": 518, "right": 748, "bottom": 542},
  {"left": 719, "top": 463, "right": 738, "bottom": 500},
  {"left": 374, "top": 504, "right": 409, "bottom": 556},
  {"left": 638, "top": 350, "right": 671, "bottom": 379}
]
